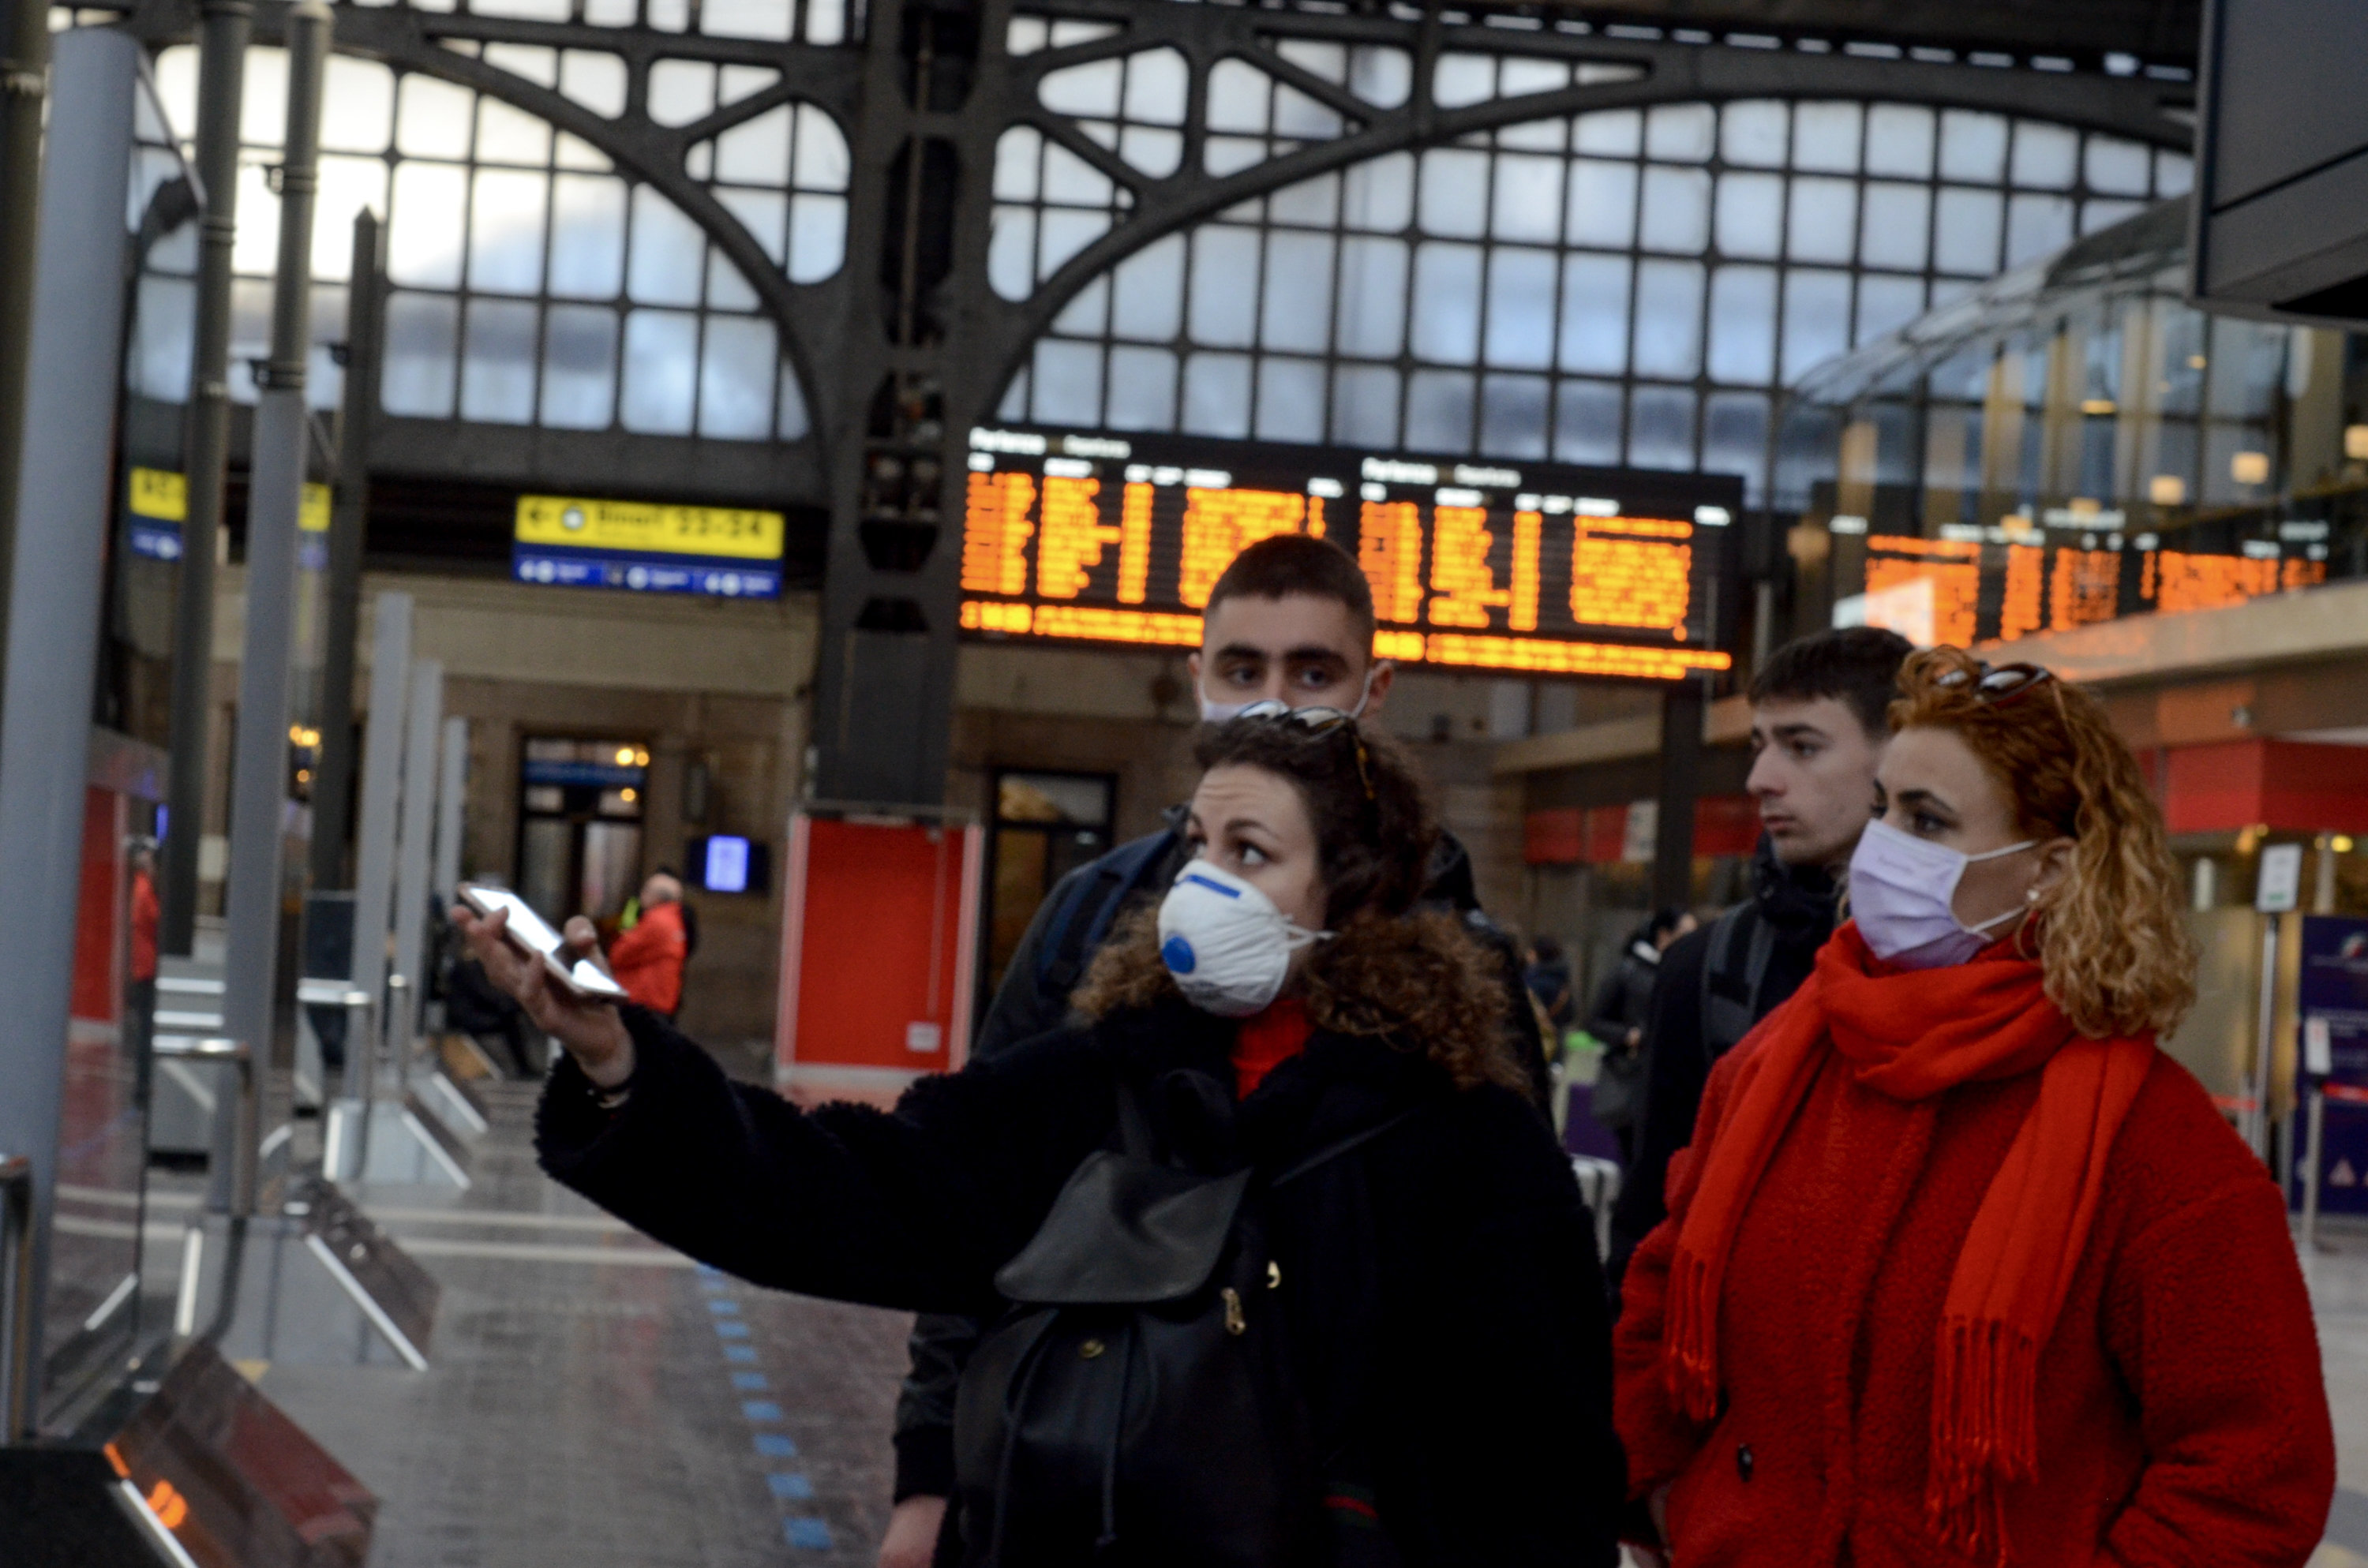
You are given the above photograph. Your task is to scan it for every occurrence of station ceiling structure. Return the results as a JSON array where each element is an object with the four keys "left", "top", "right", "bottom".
[{"left": 111, "top": 0, "right": 2201, "bottom": 803}]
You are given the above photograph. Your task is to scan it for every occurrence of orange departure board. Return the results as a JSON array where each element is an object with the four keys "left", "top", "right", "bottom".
[
  {"left": 958, "top": 427, "right": 1738, "bottom": 682},
  {"left": 1842, "top": 515, "right": 2334, "bottom": 647}
]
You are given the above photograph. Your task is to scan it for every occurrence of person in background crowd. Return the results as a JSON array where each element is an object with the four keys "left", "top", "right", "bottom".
[
  {"left": 466, "top": 711, "right": 1623, "bottom": 1567},
  {"left": 878, "top": 533, "right": 1557, "bottom": 1568},
  {"left": 607, "top": 869, "right": 690, "bottom": 1021},
  {"left": 440, "top": 885, "right": 538, "bottom": 1080},
  {"left": 1615, "top": 649, "right": 2334, "bottom": 1566},
  {"left": 1606, "top": 627, "right": 1911, "bottom": 1284},
  {"left": 1523, "top": 934, "right": 1576, "bottom": 1034},
  {"left": 127, "top": 838, "right": 160, "bottom": 1106},
  {"left": 1587, "top": 909, "right": 1695, "bottom": 1165}
]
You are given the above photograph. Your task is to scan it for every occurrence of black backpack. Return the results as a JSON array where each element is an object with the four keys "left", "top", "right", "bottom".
[
  {"left": 1696, "top": 902, "right": 1779, "bottom": 1066},
  {"left": 951, "top": 1083, "right": 1415, "bottom": 1567}
]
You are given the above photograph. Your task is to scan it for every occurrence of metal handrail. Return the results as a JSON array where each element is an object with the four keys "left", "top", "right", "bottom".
[
  {"left": 155, "top": 1035, "right": 255, "bottom": 1218},
  {"left": 1, "top": 1154, "right": 34, "bottom": 1443}
]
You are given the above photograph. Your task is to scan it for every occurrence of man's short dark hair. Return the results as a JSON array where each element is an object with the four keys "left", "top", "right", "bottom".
[
  {"left": 1748, "top": 627, "right": 1913, "bottom": 739},
  {"left": 1204, "top": 533, "right": 1376, "bottom": 648}
]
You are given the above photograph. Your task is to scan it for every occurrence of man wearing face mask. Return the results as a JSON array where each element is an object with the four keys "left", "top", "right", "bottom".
[
  {"left": 879, "top": 533, "right": 1555, "bottom": 1567},
  {"left": 1606, "top": 627, "right": 1911, "bottom": 1289}
]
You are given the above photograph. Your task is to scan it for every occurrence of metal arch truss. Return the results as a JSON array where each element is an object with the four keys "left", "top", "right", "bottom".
[
  {"left": 969, "top": 2, "right": 2198, "bottom": 403},
  {"left": 121, "top": 0, "right": 863, "bottom": 464},
  {"left": 114, "top": 0, "right": 2199, "bottom": 807}
]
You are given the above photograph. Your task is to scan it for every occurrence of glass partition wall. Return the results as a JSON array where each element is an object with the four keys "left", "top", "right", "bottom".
[{"left": 1783, "top": 199, "right": 2368, "bottom": 646}]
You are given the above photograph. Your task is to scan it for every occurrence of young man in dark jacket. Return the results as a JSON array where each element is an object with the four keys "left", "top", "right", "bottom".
[
  {"left": 885, "top": 535, "right": 1555, "bottom": 1567},
  {"left": 1604, "top": 627, "right": 1909, "bottom": 1290}
]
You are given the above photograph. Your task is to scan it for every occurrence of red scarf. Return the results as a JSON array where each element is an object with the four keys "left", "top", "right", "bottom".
[{"left": 1663, "top": 923, "right": 2155, "bottom": 1558}]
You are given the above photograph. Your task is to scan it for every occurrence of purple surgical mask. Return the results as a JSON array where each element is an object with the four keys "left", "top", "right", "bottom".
[{"left": 1848, "top": 818, "right": 2036, "bottom": 971}]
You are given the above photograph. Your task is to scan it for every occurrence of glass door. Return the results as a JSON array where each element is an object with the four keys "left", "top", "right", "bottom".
[
  {"left": 980, "top": 771, "right": 1116, "bottom": 1013},
  {"left": 515, "top": 738, "right": 649, "bottom": 928}
]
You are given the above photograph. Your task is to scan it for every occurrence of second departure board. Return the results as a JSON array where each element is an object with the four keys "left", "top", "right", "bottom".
[{"left": 957, "top": 427, "right": 1738, "bottom": 682}]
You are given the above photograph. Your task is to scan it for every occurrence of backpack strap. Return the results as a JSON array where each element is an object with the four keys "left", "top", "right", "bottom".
[
  {"left": 1037, "top": 829, "right": 1180, "bottom": 995},
  {"left": 1697, "top": 903, "right": 1778, "bottom": 1065},
  {"left": 1112, "top": 1078, "right": 1157, "bottom": 1161},
  {"left": 1270, "top": 1106, "right": 1422, "bottom": 1189}
]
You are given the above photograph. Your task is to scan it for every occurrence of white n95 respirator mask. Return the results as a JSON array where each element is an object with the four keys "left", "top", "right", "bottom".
[
  {"left": 1156, "top": 861, "right": 1330, "bottom": 1017},
  {"left": 1848, "top": 818, "right": 2037, "bottom": 971}
]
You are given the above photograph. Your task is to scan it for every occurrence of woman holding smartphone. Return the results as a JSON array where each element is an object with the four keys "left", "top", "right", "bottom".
[{"left": 459, "top": 709, "right": 1622, "bottom": 1567}]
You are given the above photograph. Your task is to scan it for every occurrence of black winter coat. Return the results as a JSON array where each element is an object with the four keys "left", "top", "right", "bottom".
[
  {"left": 895, "top": 821, "right": 1561, "bottom": 1506},
  {"left": 538, "top": 997, "right": 1623, "bottom": 1568},
  {"left": 1583, "top": 941, "right": 1659, "bottom": 1052},
  {"left": 1603, "top": 836, "right": 1837, "bottom": 1289}
]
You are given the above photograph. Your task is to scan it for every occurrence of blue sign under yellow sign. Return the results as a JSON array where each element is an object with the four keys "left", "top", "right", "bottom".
[
  {"left": 511, "top": 493, "right": 786, "bottom": 601},
  {"left": 126, "top": 466, "right": 331, "bottom": 563}
]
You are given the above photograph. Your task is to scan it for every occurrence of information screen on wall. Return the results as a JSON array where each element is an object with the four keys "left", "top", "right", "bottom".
[
  {"left": 513, "top": 494, "right": 785, "bottom": 600},
  {"left": 958, "top": 428, "right": 1739, "bottom": 682},
  {"left": 1820, "top": 494, "right": 2334, "bottom": 648}
]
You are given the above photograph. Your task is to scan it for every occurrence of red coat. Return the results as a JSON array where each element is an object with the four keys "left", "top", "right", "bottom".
[
  {"left": 1616, "top": 1029, "right": 2332, "bottom": 1566},
  {"left": 609, "top": 900, "right": 687, "bottom": 1016},
  {"left": 130, "top": 870, "right": 159, "bottom": 983}
]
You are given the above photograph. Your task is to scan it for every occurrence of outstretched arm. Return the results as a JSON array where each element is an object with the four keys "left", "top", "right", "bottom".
[{"left": 459, "top": 904, "right": 1106, "bottom": 1312}]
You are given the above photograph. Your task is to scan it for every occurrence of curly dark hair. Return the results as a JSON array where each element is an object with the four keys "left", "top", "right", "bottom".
[{"left": 1191, "top": 714, "right": 1436, "bottom": 927}]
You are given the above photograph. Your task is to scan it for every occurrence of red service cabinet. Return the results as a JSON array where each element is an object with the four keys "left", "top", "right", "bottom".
[{"left": 774, "top": 810, "right": 982, "bottom": 1107}]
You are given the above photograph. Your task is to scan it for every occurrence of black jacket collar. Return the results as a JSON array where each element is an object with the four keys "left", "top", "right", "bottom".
[
  {"left": 1749, "top": 832, "right": 1840, "bottom": 939},
  {"left": 1088, "top": 993, "right": 1454, "bottom": 1173}
]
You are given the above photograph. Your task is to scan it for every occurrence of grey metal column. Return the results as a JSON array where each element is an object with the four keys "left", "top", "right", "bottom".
[
  {"left": 345, "top": 591, "right": 410, "bottom": 1096},
  {"left": 805, "top": 6, "right": 980, "bottom": 808},
  {"left": 0, "top": 0, "right": 54, "bottom": 674},
  {"left": 0, "top": 27, "right": 137, "bottom": 1424},
  {"left": 434, "top": 713, "right": 466, "bottom": 899},
  {"left": 160, "top": 0, "right": 253, "bottom": 953},
  {"left": 308, "top": 208, "right": 381, "bottom": 894},
  {"left": 388, "top": 658, "right": 443, "bottom": 1065},
  {"left": 1653, "top": 680, "right": 1705, "bottom": 912},
  {"left": 214, "top": 1, "right": 329, "bottom": 1212}
]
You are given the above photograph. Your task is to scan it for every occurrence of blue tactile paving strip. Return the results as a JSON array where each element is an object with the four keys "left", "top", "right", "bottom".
[{"left": 702, "top": 1265, "right": 834, "bottom": 1551}]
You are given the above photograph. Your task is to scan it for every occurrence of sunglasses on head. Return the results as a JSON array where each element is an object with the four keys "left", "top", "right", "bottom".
[
  {"left": 1231, "top": 701, "right": 1375, "bottom": 801},
  {"left": 1934, "top": 660, "right": 2055, "bottom": 707}
]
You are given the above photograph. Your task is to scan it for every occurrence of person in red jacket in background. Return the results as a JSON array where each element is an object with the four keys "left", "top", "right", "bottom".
[
  {"left": 608, "top": 870, "right": 691, "bottom": 1020},
  {"left": 1616, "top": 648, "right": 2333, "bottom": 1568},
  {"left": 129, "top": 838, "right": 161, "bottom": 1104}
]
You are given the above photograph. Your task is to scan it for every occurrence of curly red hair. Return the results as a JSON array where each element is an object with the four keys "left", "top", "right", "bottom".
[{"left": 1890, "top": 648, "right": 2194, "bottom": 1040}]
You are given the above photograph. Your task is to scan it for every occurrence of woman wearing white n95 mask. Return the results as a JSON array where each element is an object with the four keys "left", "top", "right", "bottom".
[
  {"left": 1613, "top": 648, "right": 2332, "bottom": 1568},
  {"left": 465, "top": 705, "right": 1623, "bottom": 1568}
]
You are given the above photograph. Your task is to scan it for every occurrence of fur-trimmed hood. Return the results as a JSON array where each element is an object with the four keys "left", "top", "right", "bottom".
[{"left": 1072, "top": 904, "right": 1529, "bottom": 1094}]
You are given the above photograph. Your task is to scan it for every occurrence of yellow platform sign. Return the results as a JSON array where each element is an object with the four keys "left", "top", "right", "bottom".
[
  {"left": 515, "top": 494, "right": 785, "bottom": 561},
  {"left": 129, "top": 466, "right": 331, "bottom": 531}
]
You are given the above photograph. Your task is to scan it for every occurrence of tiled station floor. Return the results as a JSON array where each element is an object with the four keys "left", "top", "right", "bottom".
[
  {"left": 235, "top": 1076, "right": 908, "bottom": 1568},
  {"left": 146, "top": 1059, "right": 2368, "bottom": 1566}
]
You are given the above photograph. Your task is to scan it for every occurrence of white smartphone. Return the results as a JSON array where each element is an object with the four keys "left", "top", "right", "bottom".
[{"left": 456, "top": 883, "right": 631, "bottom": 1001}]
